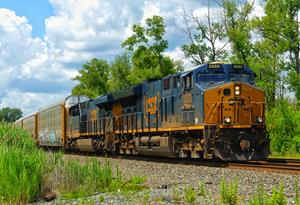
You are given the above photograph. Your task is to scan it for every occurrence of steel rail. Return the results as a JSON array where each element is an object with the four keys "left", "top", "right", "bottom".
[{"left": 60, "top": 151, "right": 300, "bottom": 175}]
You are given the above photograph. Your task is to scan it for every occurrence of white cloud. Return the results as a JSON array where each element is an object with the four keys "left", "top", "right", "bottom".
[
  {"left": 0, "top": 8, "right": 75, "bottom": 115},
  {"left": 164, "top": 46, "right": 193, "bottom": 68},
  {"left": 0, "top": 90, "right": 69, "bottom": 115},
  {"left": 0, "top": 1, "right": 265, "bottom": 116}
]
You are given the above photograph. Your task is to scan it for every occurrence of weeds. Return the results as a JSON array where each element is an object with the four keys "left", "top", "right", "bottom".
[
  {"left": 50, "top": 158, "right": 147, "bottom": 199},
  {"left": 98, "top": 195, "right": 105, "bottom": 203},
  {"left": 268, "top": 182, "right": 286, "bottom": 205},
  {"left": 0, "top": 123, "right": 48, "bottom": 204},
  {"left": 220, "top": 179, "right": 238, "bottom": 205},
  {"left": 184, "top": 185, "right": 196, "bottom": 204},
  {"left": 248, "top": 184, "right": 266, "bottom": 205},
  {"left": 198, "top": 180, "right": 206, "bottom": 197},
  {"left": 0, "top": 123, "right": 147, "bottom": 204},
  {"left": 172, "top": 184, "right": 181, "bottom": 202},
  {"left": 295, "top": 180, "right": 299, "bottom": 205}
]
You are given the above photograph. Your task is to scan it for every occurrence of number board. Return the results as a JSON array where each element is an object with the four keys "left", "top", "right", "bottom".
[
  {"left": 208, "top": 64, "right": 221, "bottom": 69},
  {"left": 232, "top": 64, "right": 243, "bottom": 69}
]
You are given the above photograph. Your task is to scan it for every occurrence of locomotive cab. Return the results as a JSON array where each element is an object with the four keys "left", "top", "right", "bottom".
[{"left": 197, "top": 63, "right": 270, "bottom": 161}]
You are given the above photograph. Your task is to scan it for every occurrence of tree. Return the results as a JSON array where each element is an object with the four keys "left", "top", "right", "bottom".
[
  {"left": 180, "top": 2, "right": 228, "bottom": 65},
  {"left": 221, "top": 0, "right": 253, "bottom": 66},
  {"left": 256, "top": 0, "right": 300, "bottom": 100},
  {"left": 122, "top": 15, "right": 182, "bottom": 84},
  {"left": 72, "top": 58, "right": 110, "bottom": 98},
  {"left": 108, "top": 52, "right": 133, "bottom": 91},
  {"left": 0, "top": 107, "right": 22, "bottom": 122}
]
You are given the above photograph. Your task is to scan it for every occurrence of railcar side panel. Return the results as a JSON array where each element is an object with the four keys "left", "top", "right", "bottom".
[
  {"left": 38, "top": 103, "right": 65, "bottom": 147},
  {"left": 22, "top": 114, "right": 37, "bottom": 141}
]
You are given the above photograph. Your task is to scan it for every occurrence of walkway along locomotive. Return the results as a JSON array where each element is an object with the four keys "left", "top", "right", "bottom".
[{"left": 15, "top": 63, "right": 270, "bottom": 161}]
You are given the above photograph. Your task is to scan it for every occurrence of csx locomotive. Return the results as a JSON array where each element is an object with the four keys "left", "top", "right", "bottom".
[{"left": 15, "top": 63, "right": 270, "bottom": 161}]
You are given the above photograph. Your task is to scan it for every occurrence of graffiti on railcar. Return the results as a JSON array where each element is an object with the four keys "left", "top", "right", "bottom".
[{"left": 39, "top": 128, "right": 62, "bottom": 146}]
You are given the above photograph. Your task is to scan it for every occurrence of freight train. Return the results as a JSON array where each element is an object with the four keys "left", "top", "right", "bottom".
[{"left": 15, "top": 63, "right": 270, "bottom": 161}]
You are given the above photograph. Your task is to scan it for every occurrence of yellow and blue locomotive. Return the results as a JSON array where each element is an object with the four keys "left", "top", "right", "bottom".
[
  {"left": 66, "top": 63, "right": 269, "bottom": 161},
  {"left": 16, "top": 63, "right": 270, "bottom": 161}
]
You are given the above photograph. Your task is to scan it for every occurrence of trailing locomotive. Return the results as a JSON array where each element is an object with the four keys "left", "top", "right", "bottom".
[{"left": 15, "top": 63, "right": 270, "bottom": 161}]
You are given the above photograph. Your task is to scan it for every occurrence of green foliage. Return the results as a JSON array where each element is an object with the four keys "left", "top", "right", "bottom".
[
  {"left": 220, "top": 179, "right": 238, "bottom": 205},
  {"left": 247, "top": 184, "right": 267, "bottom": 205},
  {"left": 122, "top": 15, "right": 182, "bottom": 84},
  {"left": 0, "top": 107, "right": 22, "bottom": 123},
  {"left": 108, "top": 52, "right": 133, "bottom": 91},
  {"left": 0, "top": 123, "right": 147, "bottom": 203},
  {"left": 222, "top": 0, "right": 253, "bottom": 66},
  {"left": 295, "top": 180, "right": 299, "bottom": 205},
  {"left": 98, "top": 195, "right": 105, "bottom": 203},
  {"left": 288, "top": 71, "right": 300, "bottom": 101},
  {"left": 72, "top": 58, "right": 110, "bottom": 98},
  {"left": 252, "top": 0, "right": 300, "bottom": 102},
  {"left": 172, "top": 184, "right": 181, "bottom": 202},
  {"left": 184, "top": 185, "right": 196, "bottom": 204},
  {"left": 198, "top": 180, "right": 206, "bottom": 197},
  {"left": 49, "top": 157, "right": 147, "bottom": 200},
  {"left": 0, "top": 123, "right": 47, "bottom": 204},
  {"left": 266, "top": 98, "right": 300, "bottom": 155},
  {"left": 268, "top": 182, "right": 287, "bottom": 205},
  {"left": 247, "top": 183, "right": 286, "bottom": 205}
]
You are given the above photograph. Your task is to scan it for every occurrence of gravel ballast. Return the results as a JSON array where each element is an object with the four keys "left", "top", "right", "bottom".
[{"left": 38, "top": 155, "right": 300, "bottom": 204}]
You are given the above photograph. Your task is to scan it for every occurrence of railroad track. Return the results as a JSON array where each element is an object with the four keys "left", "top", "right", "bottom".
[
  {"left": 227, "top": 158, "right": 300, "bottom": 174},
  {"left": 62, "top": 151, "right": 300, "bottom": 174}
]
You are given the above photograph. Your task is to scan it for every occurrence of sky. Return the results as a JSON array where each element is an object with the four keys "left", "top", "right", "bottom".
[{"left": 0, "top": 0, "right": 264, "bottom": 116}]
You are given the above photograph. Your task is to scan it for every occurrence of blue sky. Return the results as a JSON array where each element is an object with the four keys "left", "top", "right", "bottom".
[{"left": 0, "top": 0, "right": 53, "bottom": 37}]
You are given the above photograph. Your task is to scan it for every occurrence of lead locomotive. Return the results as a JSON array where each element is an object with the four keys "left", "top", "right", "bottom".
[{"left": 16, "top": 63, "right": 270, "bottom": 161}]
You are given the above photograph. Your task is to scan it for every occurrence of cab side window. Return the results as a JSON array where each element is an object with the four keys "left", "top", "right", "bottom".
[
  {"left": 163, "top": 78, "right": 170, "bottom": 90},
  {"left": 182, "top": 74, "right": 193, "bottom": 89}
]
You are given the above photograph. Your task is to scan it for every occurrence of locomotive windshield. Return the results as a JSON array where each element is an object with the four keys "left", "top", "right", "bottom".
[
  {"left": 195, "top": 64, "right": 255, "bottom": 85},
  {"left": 229, "top": 73, "right": 254, "bottom": 84},
  {"left": 197, "top": 73, "right": 225, "bottom": 82}
]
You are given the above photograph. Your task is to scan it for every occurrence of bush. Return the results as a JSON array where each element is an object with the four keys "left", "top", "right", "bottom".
[{"left": 266, "top": 98, "right": 300, "bottom": 155}]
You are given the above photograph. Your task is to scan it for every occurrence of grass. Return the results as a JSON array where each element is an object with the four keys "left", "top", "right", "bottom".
[
  {"left": 269, "top": 153, "right": 300, "bottom": 159},
  {"left": 198, "top": 180, "right": 206, "bottom": 197},
  {"left": 0, "top": 123, "right": 147, "bottom": 204},
  {"left": 220, "top": 179, "right": 239, "bottom": 205},
  {"left": 0, "top": 123, "right": 48, "bottom": 204},
  {"left": 52, "top": 158, "right": 147, "bottom": 199},
  {"left": 184, "top": 185, "right": 196, "bottom": 204},
  {"left": 172, "top": 183, "right": 181, "bottom": 202},
  {"left": 248, "top": 182, "right": 287, "bottom": 205},
  {"left": 295, "top": 180, "right": 299, "bottom": 205}
]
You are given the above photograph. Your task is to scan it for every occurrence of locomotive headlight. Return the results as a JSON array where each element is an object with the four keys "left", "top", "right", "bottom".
[
  {"left": 256, "top": 116, "right": 263, "bottom": 123},
  {"left": 224, "top": 117, "right": 231, "bottom": 124},
  {"left": 234, "top": 85, "right": 241, "bottom": 95}
]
